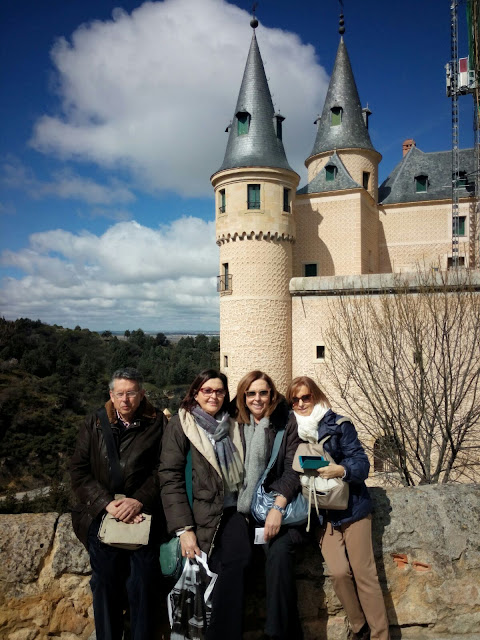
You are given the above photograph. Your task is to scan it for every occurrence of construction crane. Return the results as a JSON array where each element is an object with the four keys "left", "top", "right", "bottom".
[{"left": 446, "top": 0, "right": 479, "bottom": 268}]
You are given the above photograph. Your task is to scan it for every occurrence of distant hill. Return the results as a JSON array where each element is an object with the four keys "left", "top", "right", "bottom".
[{"left": 0, "top": 318, "right": 219, "bottom": 495}]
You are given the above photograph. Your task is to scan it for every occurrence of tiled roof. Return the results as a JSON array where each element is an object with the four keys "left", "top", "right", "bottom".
[
  {"left": 379, "top": 146, "right": 475, "bottom": 204},
  {"left": 215, "top": 31, "right": 293, "bottom": 174},
  {"left": 297, "top": 151, "right": 360, "bottom": 194},
  {"left": 307, "top": 38, "right": 376, "bottom": 158}
]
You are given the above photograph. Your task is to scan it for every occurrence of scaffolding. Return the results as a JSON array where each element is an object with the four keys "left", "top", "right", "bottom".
[{"left": 447, "top": 0, "right": 479, "bottom": 267}]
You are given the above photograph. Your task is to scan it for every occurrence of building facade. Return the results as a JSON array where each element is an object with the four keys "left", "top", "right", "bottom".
[{"left": 211, "top": 21, "right": 477, "bottom": 399}]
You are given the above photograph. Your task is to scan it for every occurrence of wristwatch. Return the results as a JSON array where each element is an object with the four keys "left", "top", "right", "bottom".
[{"left": 272, "top": 504, "right": 286, "bottom": 516}]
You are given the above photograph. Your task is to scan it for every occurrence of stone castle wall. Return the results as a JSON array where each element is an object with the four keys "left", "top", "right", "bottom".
[
  {"left": 379, "top": 199, "right": 472, "bottom": 272},
  {"left": 1, "top": 485, "right": 479, "bottom": 640}
]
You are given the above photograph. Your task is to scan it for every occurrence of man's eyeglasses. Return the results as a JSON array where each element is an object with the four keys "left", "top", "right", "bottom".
[
  {"left": 246, "top": 390, "right": 270, "bottom": 398},
  {"left": 113, "top": 391, "right": 139, "bottom": 399},
  {"left": 199, "top": 388, "right": 226, "bottom": 398},
  {"left": 292, "top": 394, "right": 313, "bottom": 405}
]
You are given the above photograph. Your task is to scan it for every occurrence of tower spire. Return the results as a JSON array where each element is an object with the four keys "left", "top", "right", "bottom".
[
  {"left": 306, "top": 37, "right": 376, "bottom": 159},
  {"left": 215, "top": 23, "right": 293, "bottom": 173}
]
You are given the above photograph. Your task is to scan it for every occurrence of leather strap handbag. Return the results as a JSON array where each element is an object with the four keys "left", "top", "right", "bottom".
[
  {"left": 96, "top": 408, "right": 151, "bottom": 550},
  {"left": 293, "top": 435, "right": 349, "bottom": 531},
  {"left": 251, "top": 428, "right": 309, "bottom": 526}
]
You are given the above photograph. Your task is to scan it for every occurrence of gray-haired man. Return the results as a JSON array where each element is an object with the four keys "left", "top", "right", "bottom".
[{"left": 71, "top": 367, "right": 167, "bottom": 640}]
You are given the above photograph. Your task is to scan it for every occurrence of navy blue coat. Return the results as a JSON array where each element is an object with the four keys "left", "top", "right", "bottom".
[{"left": 316, "top": 409, "right": 372, "bottom": 527}]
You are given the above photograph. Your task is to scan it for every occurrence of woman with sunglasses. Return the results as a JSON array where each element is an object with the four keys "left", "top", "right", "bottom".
[
  {"left": 286, "top": 376, "right": 390, "bottom": 640},
  {"left": 159, "top": 369, "right": 250, "bottom": 640},
  {"left": 235, "top": 370, "right": 303, "bottom": 640}
]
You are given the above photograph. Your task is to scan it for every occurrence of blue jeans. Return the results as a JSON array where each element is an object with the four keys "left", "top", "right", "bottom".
[{"left": 87, "top": 518, "right": 162, "bottom": 640}]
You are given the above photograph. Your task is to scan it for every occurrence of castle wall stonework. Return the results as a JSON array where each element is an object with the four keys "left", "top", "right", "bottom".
[
  {"left": 1, "top": 485, "right": 479, "bottom": 640},
  {"left": 379, "top": 199, "right": 472, "bottom": 271}
]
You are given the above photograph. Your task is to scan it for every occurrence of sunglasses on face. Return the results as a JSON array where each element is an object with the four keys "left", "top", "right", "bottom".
[
  {"left": 245, "top": 390, "right": 270, "bottom": 398},
  {"left": 292, "top": 394, "right": 313, "bottom": 405},
  {"left": 199, "top": 388, "right": 226, "bottom": 397}
]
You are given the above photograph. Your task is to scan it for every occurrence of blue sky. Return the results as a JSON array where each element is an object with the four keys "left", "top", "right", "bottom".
[{"left": 0, "top": 0, "right": 475, "bottom": 331}]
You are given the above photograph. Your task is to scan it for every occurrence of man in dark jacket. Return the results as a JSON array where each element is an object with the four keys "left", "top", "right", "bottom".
[{"left": 70, "top": 367, "right": 167, "bottom": 640}]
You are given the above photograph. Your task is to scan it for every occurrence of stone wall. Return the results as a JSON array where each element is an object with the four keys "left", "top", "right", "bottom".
[{"left": 1, "top": 485, "right": 479, "bottom": 640}]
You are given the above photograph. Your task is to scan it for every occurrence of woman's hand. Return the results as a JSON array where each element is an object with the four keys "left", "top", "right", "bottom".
[
  {"left": 106, "top": 497, "right": 143, "bottom": 523},
  {"left": 179, "top": 530, "right": 201, "bottom": 558},
  {"left": 264, "top": 495, "right": 287, "bottom": 541},
  {"left": 317, "top": 463, "right": 345, "bottom": 480}
]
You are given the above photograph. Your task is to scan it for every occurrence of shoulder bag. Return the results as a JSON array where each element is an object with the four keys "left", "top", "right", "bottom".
[
  {"left": 293, "top": 434, "right": 349, "bottom": 531},
  {"left": 251, "top": 428, "right": 309, "bottom": 526},
  {"left": 96, "top": 408, "right": 151, "bottom": 550}
]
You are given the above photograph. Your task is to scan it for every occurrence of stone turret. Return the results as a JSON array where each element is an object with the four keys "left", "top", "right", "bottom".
[
  {"left": 294, "top": 24, "right": 382, "bottom": 280},
  {"left": 211, "top": 20, "right": 300, "bottom": 392}
]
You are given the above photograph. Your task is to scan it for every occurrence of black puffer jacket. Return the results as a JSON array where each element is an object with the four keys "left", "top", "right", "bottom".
[
  {"left": 70, "top": 397, "right": 166, "bottom": 548},
  {"left": 159, "top": 409, "right": 244, "bottom": 555}
]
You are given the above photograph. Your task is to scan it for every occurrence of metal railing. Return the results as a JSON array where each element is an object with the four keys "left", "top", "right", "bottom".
[{"left": 217, "top": 274, "right": 233, "bottom": 293}]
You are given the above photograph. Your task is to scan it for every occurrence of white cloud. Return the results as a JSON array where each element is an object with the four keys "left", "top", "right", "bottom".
[
  {"left": 30, "top": 0, "right": 329, "bottom": 196},
  {"left": 2, "top": 157, "right": 135, "bottom": 206},
  {"left": 0, "top": 217, "right": 219, "bottom": 330}
]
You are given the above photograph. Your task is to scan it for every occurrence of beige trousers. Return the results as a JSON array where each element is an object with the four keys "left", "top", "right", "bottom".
[{"left": 318, "top": 515, "right": 390, "bottom": 640}]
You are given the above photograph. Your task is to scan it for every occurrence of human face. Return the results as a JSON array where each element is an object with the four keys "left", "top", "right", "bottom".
[
  {"left": 292, "top": 384, "right": 314, "bottom": 417},
  {"left": 110, "top": 378, "right": 145, "bottom": 422},
  {"left": 245, "top": 378, "right": 271, "bottom": 423},
  {"left": 195, "top": 378, "right": 226, "bottom": 416}
]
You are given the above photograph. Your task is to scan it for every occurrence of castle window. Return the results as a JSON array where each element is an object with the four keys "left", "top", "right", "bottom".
[
  {"left": 453, "top": 216, "right": 466, "bottom": 236},
  {"left": 316, "top": 345, "right": 325, "bottom": 360},
  {"left": 237, "top": 111, "right": 250, "bottom": 135},
  {"left": 224, "top": 355, "right": 229, "bottom": 368},
  {"left": 454, "top": 171, "right": 468, "bottom": 188},
  {"left": 283, "top": 188, "right": 290, "bottom": 212},
  {"left": 373, "top": 436, "right": 398, "bottom": 473},
  {"left": 415, "top": 175, "right": 428, "bottom": 193},
  {"left": 247, "top": 184, "right": 261, "bottom": 209},
  {"left": 331, "top": 107, "right": 343, "bottom": 126},
  {"left": 304, "top": 263, "right": 317, "bottom": 277},
  {"left": 325, "top": 165, "right": 337, "bottom": 181},
  {"left": 217, "top": 263, "right": 232, "bottom": 294},
  {"left": 219, "top": 189, "right": 226, "bottom": 214},
  {"left": 363, "top": 171, "right": 370, "bottom": 190},
  {"left": 447, "top": 256, "right": 465, "bottom": 269}
]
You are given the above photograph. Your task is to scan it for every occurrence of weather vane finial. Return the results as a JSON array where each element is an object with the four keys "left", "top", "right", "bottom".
[
  {"left": 338, "top": 0, "right": 345, "bottom": 35},
  {"left": 250, "top": 2, "right": 258, "bottom": 29}
]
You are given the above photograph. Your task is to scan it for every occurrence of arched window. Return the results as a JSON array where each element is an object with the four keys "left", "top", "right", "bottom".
[
  {"left": 237, "top": 111, "right": 251, "bottom": 135},
  {"left": 331, "top": 106, "right": 343, "bottom": 126},
  {"left": 325, "top": 165, "right": 337, "bottom": 181}
]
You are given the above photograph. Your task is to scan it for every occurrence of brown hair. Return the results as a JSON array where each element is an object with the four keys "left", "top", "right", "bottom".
[
  {"left": 286, "top": 376, "right": 331, "bottom": 409},
  {"left": 235, "top": 370, "right": 281, "bottom": 424},
  {"left": 181, "top": 369, "right": 230, "bottom": 414}
]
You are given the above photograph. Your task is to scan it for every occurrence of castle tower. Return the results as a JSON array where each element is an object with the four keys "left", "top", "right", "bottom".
[
  {"left": 211, "top": 19, "right": 300, "bottom": 392},
  {"left": 294, "top": 19, "right": 382, "bottom": 278}
]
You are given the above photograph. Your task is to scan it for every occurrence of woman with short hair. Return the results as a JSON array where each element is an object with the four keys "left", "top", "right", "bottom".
[
  {"left": 286, "top": 375, "right": 390, "bottom": 640},
  {"left": 159, "top": 369, "right": 250, "bottom": 640}
]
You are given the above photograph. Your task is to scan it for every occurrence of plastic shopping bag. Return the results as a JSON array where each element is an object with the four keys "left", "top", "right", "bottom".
[{"left": 167, "top": 551, "right": 218, "bottom": 640}]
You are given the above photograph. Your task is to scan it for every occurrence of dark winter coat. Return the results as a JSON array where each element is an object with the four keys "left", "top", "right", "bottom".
[
  {"left": 159, "top": 409, "right": 244, "bottom": 555},
  {"left": 70, "top": 397, "right": 166, "bottom": 547},
  {"left": 316, "top": 409, "right": 372, "bottom": 527}
]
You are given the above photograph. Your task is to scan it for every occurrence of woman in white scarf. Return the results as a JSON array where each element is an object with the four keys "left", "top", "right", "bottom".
[{"left": 287, "top": 376, "right": 390, "bottom": 640}]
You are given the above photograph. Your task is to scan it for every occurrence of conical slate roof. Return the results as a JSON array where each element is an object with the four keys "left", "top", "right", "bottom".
[
  {"left": 308, "top": 38, "right": 376, "bottom": 158},
  {"left": 216, "top": 31, "right": 293, "bottom": 173}
]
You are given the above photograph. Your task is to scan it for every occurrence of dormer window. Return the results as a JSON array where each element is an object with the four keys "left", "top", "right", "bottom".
[
  {"left": 274, "top": 113, "right": 285, "bottom": 140},
  {"left": 237, "top": 111, "right": 250, "bottom": 135},
  {"left": 455, "top": 171, "right": 468, "bottom": 187},
  {"left": 331, "top": 106, "right": 343, "bottom": 126},
  {"left": 415, "top": 175, "right": 428, "bottom": 193},
  {"left": 325, "top": 165, "right": 337, "bottom": 181}
]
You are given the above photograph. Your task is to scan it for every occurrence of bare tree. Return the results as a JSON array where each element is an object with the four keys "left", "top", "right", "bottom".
[{"left": 324, "top": 267, "right": 480, "bottom": 485}]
